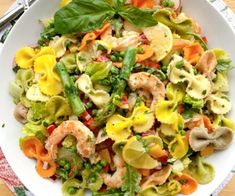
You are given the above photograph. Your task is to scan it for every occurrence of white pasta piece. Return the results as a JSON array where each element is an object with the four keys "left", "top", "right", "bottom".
[
  {"left": 49, "top": 35, "right": 77, "bottom": 58},
  {"left": 207, "top": 93, "right": 231, "bottom": 114},
  {"left": 76, "top": 74, "right": 110, "bottom": 108},
  {"left": 26, "top": 84, "right": 50, "bottom": 102},
  {"left": 186, "top": 75, "right": 211, "bottom": 99},
  {"left": 167, "top": 54, "right": 193, "bottom": 84}
]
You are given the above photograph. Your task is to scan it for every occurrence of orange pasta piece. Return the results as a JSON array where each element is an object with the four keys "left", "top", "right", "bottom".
[
  {"left": 132, "top": 0, "right": 154, "bottom": 8},
  {"left": 136, "top": 45, "right": 154, "bottom": 62},
  {"left": 183, "top": 42, "right": 204, "bottom": 65},
  {"left": 203, "top": 115, "right": 213, "bottom": 133},
  {"left": 79, "top": 23, "right": 111, "bottom": 51},
  {"left": 174, "top": 174, "right": 198, "bottom": 195},
  {"left": 21, "top": 136, "right": 56, "bottom": 178},
  {"left": 36, "top": 159, "right": 57, "bottom": 178}
]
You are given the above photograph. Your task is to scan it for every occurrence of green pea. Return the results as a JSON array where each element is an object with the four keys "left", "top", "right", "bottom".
[
  {"left": 120, "top": 51, "right": 125, "bottom": 57},
  {"left": 58, "top": 159, "right": 67, "bottom": 167},
  {"left": 178, "top": 123, "right": 183, "bottom": 130},
  {"left": 138, "top": 47, "right": 144, "bottom": 54},
  {"left": 84, "top": 163, "right": 91, "bottom": 170},
  {"left": 110, "top": 55, "right": 117, "bottom": 62},
  {"left": 86, "top": 102, "right": 93, "bottom": 109},
  {"left": 90, "top": 176, "right": 97, "bottom": 183},
  {"left": 92, "top": 109, "right": 98, "bottom": 116},
  {"left": 117, "top": 56, "right": 123, "bottom": 62},
  {"left": 67, "top": 187, "right": 77, "bottom": 195},
  {"left": 100, "top": 160, "right": 107, "bottom": 166},
  {"left": 95, "top": 164, "right": 103, "bottom": 172},
  {"left": 58, "top": 169, "right": 68, "bottom": 180},
  {"left": 64, "top": 40, "right": 72, "bottom": 48},
  {"left": 70, "top": 76, "right": 77, "bottom": 82},
  {"left": 64, "top": 162, "right": 71, "bottom": 171}
]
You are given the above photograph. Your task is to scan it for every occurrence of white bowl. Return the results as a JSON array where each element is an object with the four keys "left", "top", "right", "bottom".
[{"left": 0, "top": 0, "right": 235, "bottom": 195}]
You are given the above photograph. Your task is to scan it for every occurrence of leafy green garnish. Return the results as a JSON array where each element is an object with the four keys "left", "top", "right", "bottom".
[
  {"left": 54, "top": 0, "right": 157, "bottom": 34},
  {"left": 121, "top": 164, "right": 141, "bottom": 196},
  {"left": 92, "top": 189, "right": 125, "bottom": 196},
  {"left": 183, "top": 94, "right": 204, "bottom": 109},
  {"left": 85, "top": 62, "right": 111, "bottom": 82},
  {"left": 181, "top": 104, "right": 199, "bottom": 119},
  {"left": 185, "top": 32, "right": 208, "bottom": 50},
  {"left": 216, "top": 59, "right": 233, "bottom": 73},
  {"left": 38, "top": 22, "right": 57, "bottom": 46}
]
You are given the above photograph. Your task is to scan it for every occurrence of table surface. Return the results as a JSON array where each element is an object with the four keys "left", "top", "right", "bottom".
[{"left": 0, "top": 0, "right": 235, "bottom": 195}]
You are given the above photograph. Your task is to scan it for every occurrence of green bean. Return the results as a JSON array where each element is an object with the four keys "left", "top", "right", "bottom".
[{"left": 56, "top": 62, "right": 85, "bottom": 116}]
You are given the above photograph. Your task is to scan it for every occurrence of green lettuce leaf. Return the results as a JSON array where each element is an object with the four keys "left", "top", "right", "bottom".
[
  {"left": 183, "top": 94, "right": 204, "bottom": 109},
  {"left": 85, "top": 62, "right": 111, "bottom": 82},
  {"left": 154, "top": 9, "right": 194, "bottom": 35}
]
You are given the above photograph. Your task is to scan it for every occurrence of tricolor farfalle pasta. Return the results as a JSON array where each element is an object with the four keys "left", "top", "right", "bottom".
[{"left": 9, "top": 0, "right": 235, "bottom": 195}]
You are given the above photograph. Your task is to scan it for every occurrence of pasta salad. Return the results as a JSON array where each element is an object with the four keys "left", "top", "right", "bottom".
[{"left": 9, "top": 0, "right": 235, "bottom": 195}]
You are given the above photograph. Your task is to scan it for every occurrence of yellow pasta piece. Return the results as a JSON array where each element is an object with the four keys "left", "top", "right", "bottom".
[
  {"left": 169, "top": 134, "right": 188, "bottom": 159},
  {"left": 15, "top": 47, "right": 55, "bottom": 69},
  {"left": 105, "top": 105, "right": 155, "bottom": 141},
  {"left": 34, "top": 55, "right": 62, "bottom": 96}
]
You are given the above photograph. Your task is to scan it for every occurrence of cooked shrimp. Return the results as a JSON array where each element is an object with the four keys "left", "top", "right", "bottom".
[
  {"left": 141, "top": 165, "right": 172, "bottom": 188},
  {"left": 101, "top": 26, "right": 140, "bottom": 51},
  {"left": 197, "top": 50, "right": 217, "bottom": 79},
  {"left": 45, "top": 120, "right": 95, "bottom": 160},
  {"left": 101, "top": 155, "right": 127, "bottom": 188},
  {"left": 128, "top": 72, "right": 165, "bottom": 111},
  {"left": 173, "top": 39, "right": 192, "bottom": 51}
]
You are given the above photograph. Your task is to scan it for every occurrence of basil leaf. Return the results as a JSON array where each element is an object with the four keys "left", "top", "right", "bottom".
[
  {"left": 54, "top": 0, "right": 115, "bottom": 34},
  {"left": 118, "top": 6, "right": 157, "bottom": 28}
]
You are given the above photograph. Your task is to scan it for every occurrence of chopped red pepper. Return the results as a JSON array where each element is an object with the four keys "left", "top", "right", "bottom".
[
  {"left": 121, "top": 95, "right": 128, "bottom": 104},
  {"left": 103, "top": 164, "right": 110, "bottom": 173},
  {"left": 47, "top": 124, "right": 57, "bottom": 135},
  {"left": 81, "top": 111, "right": 92, "bottom": 121},
  {"left": 157, "top": 150, "right": 168, "bottom": 164},
  {"left": 202, "top": 36, "right": 208, "bottom": 44}
]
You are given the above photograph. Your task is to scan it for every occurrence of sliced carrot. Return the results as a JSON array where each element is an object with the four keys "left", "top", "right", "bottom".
[
  {"left": 136, "top": 45, "right": 154, "bottom": 62},
  {"left": 79, "top": 23, "right": 111, "bottom": 51},
  {"left": 36, "top": 159, "right": 57, "bottom": 178},
  {"left": 200, "top": 145, "right": 214, "bottom": 157},
  {"left": 174, "top": 173, "right": 198, "bottom": 195},
  {"left": 131, "top": 0, "right": 154, "bottom": 8},
  {"left": 202, "top": 115, "right": 213, "bottom": 133},
  {"left": 138, "top": 169, "right": 151, "bottom": 177},
  {"left": 149, "top": 144, "right": 167, "bottom": 159},
  {"left": 183, "top": 42, "right": 204, "bottom": 65},
  {"left": 112, "top": 62, "right": 123, "bottom": 68}
]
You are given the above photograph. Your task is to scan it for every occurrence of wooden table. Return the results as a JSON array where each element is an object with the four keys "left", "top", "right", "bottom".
[{"left": 0, "top": 0, "right": 235, "bottom": 195}]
